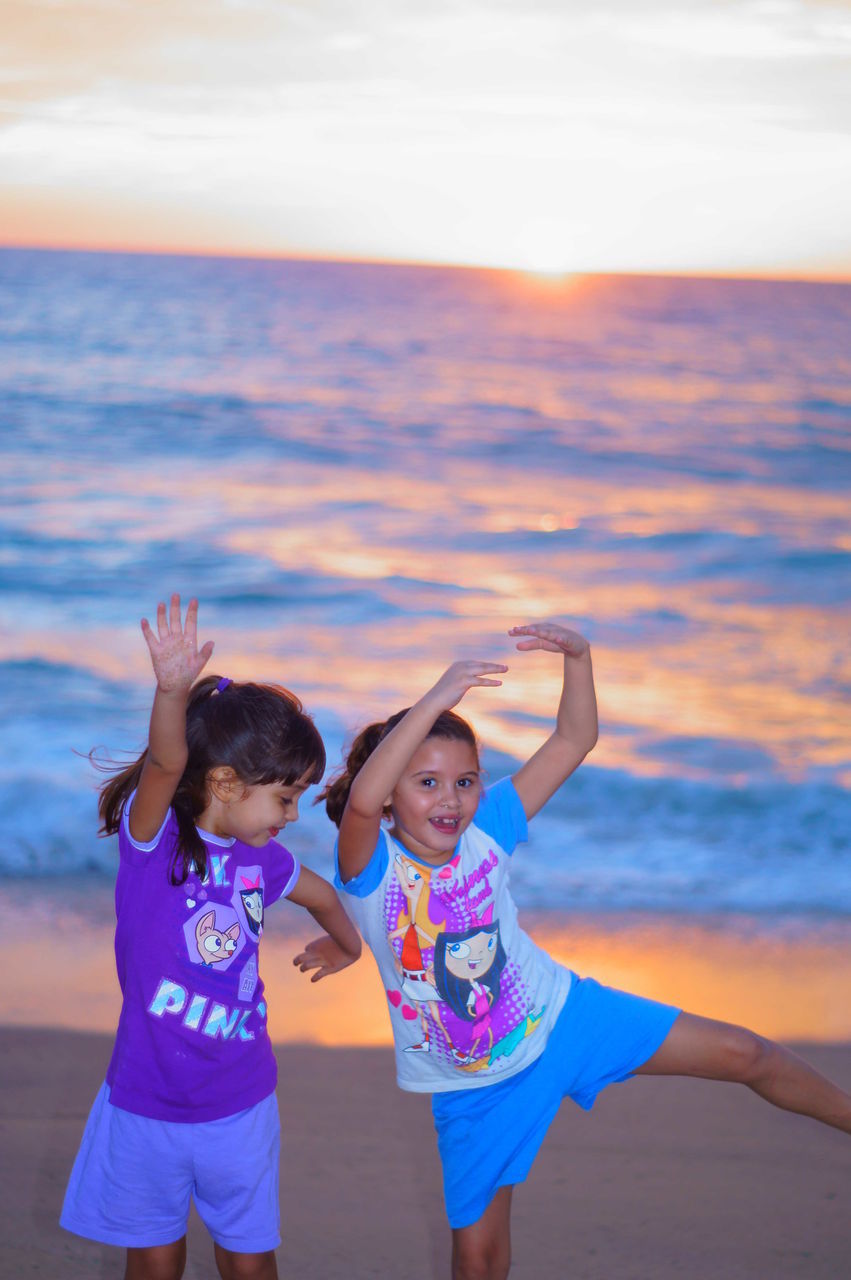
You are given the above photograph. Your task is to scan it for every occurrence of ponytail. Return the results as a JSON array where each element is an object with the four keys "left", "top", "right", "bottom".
[
  {"left": 320, "top": 720, "right": 388, "bottom": 828},
  {"left": 319, "top": 707, "right": 479, "bottom": 828}
]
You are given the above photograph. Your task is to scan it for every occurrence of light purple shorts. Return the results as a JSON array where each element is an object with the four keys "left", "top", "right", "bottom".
[{"left": 60, "top": 1083, "right": 281, "bottom": 1252}]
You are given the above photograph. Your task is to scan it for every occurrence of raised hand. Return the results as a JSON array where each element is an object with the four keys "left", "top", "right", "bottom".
[
  {"left": 293, "top": 934, "right": 360, "bottom": 983},
  {"left": 509, "top": 622, "right": 589, "bottom": 659},
  {"left": 426, "top": 660, "right": 509, "bottom": 712},
  {"left": 141, "top": 594, "right": 215, "bottom": 694}
]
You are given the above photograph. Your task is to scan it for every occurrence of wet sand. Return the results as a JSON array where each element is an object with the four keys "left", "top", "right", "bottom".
[{"left": 1, "top": 1025, "right": 848, "bottom": 1279}]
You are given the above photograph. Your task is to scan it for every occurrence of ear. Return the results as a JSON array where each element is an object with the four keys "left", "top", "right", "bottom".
[
  {"left": 208, "top": 767, "right": 245, "bottom": 803},
  {"left": 226, "top": 923, "right": 241, "bottom": 941},
  {"left": 196, "top": 911, "right": 215, "bottom": 937}
]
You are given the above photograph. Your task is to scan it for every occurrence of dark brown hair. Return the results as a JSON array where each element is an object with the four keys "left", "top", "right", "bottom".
[
  {"left": 320, "top": 708, "right": 478, "bottom": 828},
  {"left": 98, "top": 675, "right": 325, "bottom": 884}
]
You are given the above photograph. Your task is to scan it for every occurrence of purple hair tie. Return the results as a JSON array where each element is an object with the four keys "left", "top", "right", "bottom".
[{"left": 216, "top": 677, "right": 233, "bottom": 692}]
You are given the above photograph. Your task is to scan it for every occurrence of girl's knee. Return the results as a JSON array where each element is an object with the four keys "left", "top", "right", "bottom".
[
  {"left": 718, "top": 1027, "right": 773, "bottom": 1083},
  {"left": 452, "top": 1238, "right": 511, "bottom": 1280},
  {"left": 214, "top": 1248, "right": 277, "bottom": 1280},
  {"left": 125, "top": 1241, "right": 187, "bottom": 1280}
]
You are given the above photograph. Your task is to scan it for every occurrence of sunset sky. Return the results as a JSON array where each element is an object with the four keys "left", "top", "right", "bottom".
[{"left": 2, "top": 0, "right": 850, "bottom": 275}]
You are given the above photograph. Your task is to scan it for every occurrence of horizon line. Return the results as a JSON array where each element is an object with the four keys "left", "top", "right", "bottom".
[{"left": 2, "top": 238, "right": 850, "bottom": 288}]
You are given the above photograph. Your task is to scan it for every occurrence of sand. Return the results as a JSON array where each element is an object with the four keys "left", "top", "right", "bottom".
[{"left": 1, "top": 1026, "right": 848, "bottom": 1279}]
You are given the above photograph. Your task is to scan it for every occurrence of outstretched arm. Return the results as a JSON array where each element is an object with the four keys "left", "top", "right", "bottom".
[
  {"left": 337, "top": 660, "right": 508, "bottom": 882},
  {"left": 130, "top": 594, "right": 215, "bottom": 843},
  {"left": 509, "top": 622, "right": 598, "bottom": 820},
  {"left": 289, "top": 868, "right": 362, "bottom": 981}
]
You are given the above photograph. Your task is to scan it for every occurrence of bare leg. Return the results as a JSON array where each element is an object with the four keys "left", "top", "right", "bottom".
[
  {"left": 213, "top": 1243, "right": 278, "bottom": 1280},
  {"left": 451, "top": 1185, "right": 513, "bottom": 1280},
  {"left": 636, "top": 1012, "right": 851, "bottom": 1133},
  {"left": 124, "top": 1239, "right": 186, "bottom": 1280}
]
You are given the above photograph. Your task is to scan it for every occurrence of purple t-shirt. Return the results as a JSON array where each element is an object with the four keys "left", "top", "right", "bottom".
[{"left": 104, "top": 799, "right": 300, "bottom": 1122}]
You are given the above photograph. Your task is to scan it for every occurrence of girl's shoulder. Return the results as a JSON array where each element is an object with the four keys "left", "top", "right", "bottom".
[
  {"left": 334, "top": 825, "right": 390, "bottom": 899},
  {"left": 469, "top": 776, "right": 528, "bottom": 856},
  {"left": 117, "top": 793, "right": 179, "bottom": 868}
]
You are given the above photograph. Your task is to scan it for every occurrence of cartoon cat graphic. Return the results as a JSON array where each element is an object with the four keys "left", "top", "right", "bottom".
[{"left": 195, "top": 910, "right": 241, "bottom": 966}]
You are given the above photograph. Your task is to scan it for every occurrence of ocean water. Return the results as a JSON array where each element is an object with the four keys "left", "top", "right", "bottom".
[{"left": 1, "top": 247, "right": 849, "bottom": 922}]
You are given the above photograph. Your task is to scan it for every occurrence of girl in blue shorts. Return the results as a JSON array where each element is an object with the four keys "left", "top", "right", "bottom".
[
  {"left": 323, "top": 620, "right": 851, "bottom": 1280},
  {"left": 60, "top": 595, "right": 361, "bottom": 1280}
]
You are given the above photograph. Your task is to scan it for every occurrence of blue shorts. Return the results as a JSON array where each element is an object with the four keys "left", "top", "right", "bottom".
[
  {"left": 432, "top": 973, "right": 680, "bottom": 1228},
  {"left": 60, "top": 1084, "right": 281, "bottom": 1252}
]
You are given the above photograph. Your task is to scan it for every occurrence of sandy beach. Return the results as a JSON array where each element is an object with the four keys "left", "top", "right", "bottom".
[{"left": 2, "top": 1025, "right": 848, "bottom": 1279}]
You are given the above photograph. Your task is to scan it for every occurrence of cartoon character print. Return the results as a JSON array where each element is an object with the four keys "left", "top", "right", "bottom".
[
  {"left": 195, "top": 910, "right": 241, "bottom": 967},
  {"left": 239, "top": 874, "right": 264, "bottom": 938},
  {"left": 386, "top": 853, "right": 448, "bottom": 1054},
  {"left": 433, "top": 911, "right": 506, "bottom": 1065},
  {"left": 383, "top": 844, "right": 544, "bottom": 1073}
]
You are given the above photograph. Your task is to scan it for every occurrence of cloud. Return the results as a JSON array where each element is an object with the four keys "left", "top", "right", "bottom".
[{"left": 1, "top": 0, "right": 849, "bottom": 271}]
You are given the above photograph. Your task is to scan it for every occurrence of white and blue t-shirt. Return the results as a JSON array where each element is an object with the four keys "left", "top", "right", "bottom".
[{"left": 336, "top": 778, "right": 572, "bottom": 1094}]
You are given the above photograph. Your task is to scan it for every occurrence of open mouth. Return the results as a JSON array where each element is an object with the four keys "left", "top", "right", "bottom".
[
  {"left": 429, "top": 816, "right": 460, "bottom": 834},
  {"left": 269, "top": 827, "right": 280, "bottom": 837}
]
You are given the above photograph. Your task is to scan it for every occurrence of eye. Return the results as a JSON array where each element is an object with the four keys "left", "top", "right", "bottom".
[
  {"left": 420, "top": 777, "right": 436, "bottom": 788},
  {"left": 487, "top": 936, "right": 496, "bottom": 951},
  {"left": 448, "top": 941, "right": 471, "bottom": 959},
  {"left": 225, "top": 938, "right": 237, "bottom": 953},
  {"left": 457, "top": 778, "right": 474, "bottom": 789},
  {"left": 204, "top": 935, "right": 222, "bottom": 954},
  {"left": 406, "top": 867, "right": 421, "bottom": 885}
]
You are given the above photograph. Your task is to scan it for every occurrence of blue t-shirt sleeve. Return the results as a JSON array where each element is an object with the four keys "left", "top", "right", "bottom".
[
  {"left": 474, "top": 776, "right": 528, "bottom": 854},
  {"left": 334, "top": 829, "right": 389, "bottom": 897}
]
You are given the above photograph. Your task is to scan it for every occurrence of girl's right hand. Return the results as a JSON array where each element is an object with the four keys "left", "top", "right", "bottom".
[
  {"left": 425, "top": 660, "right": 508, "bottom": 712},
  {"left": 141, "top": 594, "right": 214, "bottom": 694}
]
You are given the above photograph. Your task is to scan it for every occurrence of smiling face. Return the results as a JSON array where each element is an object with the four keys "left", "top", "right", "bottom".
[
  {"left": 389, "top": 736, "right": 481, "bottom": 864},
  {"left": 444, "top": 927, "right": 499, "bottom": 980},
  {"left": 220, "top": 771, "right": 313, "bottom": 846}
]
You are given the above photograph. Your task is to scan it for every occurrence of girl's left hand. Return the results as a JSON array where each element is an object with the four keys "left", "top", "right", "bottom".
[
  {"left": 141, "top": 594, "right": 215, "bottom": 694},
  {"left": 509, "top": 622, "right": 590, "bottom": 658},
  {"left": 293, "top": 935, "right": 360, "bottom": 983}
]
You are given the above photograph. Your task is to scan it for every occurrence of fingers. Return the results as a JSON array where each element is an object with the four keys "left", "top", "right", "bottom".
[
  {"left": 456, "top": 662, "right": 507, "bottom": 683},
  {"left": 508, "top": 623, "right": 584, "bottom": 655},
  {"left": 197, "top": 640, "right": 215, "bottom": 669},
  {"left": 468, "top": 661, "right": 507, "bottom": 687},
  {"left": 293, "top": 952, "right": 330, "bottom": 982},
  {"left": 149, "top": 594, "right": 208, "bottom": 648},
  {"left": 509, "top": 624, "right": 551, "bottom": 638},
  {"left": 447, "top": 660, "right": 508, "bottom": 674},
  {"left": 184, "top": 597, "right": 199, "bottom": 644},
  {"left": 140, "top": 617, "right": 156, "bottom": 650},
  {"left": 509, "top": 623, "right": 569, "bottom": 641}
]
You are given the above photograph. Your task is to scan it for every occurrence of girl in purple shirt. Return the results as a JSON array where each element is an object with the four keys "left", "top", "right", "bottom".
[{"left": 60, "top": 594, "right": 361, "bottom": 1280}]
